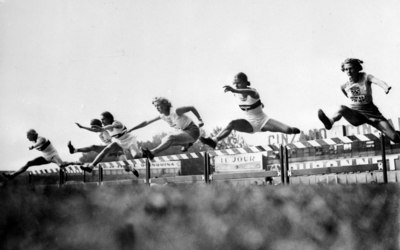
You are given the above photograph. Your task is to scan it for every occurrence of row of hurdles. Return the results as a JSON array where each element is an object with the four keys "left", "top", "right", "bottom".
[{"left": 24, "top": 132, "right": 400, "bottom": 187}]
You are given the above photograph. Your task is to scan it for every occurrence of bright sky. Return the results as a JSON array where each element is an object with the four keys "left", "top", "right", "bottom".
[{"left": 1, "top": 0, "right": 400, "bottom": 171}]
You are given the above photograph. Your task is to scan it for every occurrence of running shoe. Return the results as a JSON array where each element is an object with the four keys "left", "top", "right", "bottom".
[
  {"left": 318, "top": 109, "right": 332, "bottom": 130},
  {"left": 141, "top": 147, "right": 154, "bottom": 160},
  {"left": 181, "top": 143, "right": 193, "bottom": 152},
  {"left": 80, "top": 165, "right": 93, "bottom": 173},
  {"left": 132, "top": 168, "right": 139, "bottom": 178},
  {"left": 199, "top": 137, "right": 217, "bottom": 149},
  {"left": 292, "top": 128, "right": 301, "bottom": 134},
  {"left": 68, "top": 141, "right": 75, "bottom": 154},
  {"left": 124, "top": 165, "right": 140, "bottom": 178}
]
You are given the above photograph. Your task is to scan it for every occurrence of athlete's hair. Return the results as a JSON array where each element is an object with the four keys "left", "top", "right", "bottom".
[
  {"left": 341, "top": 58, "right": 363, "bottom": 72},
  {"left": 101, "top": 111, "right": 114, "bottom": 123},
  {"left": 90, "top": 119, "right": 102, "bottom": 127},
  {"left": 152, "top": 97, "right": 172, "bottom": 108},
  {"left": 235, "top": 72, "right": 251, "bottom": 86},
  {"left": 27, "top": 129, "right": 38, "bottom": 135}
]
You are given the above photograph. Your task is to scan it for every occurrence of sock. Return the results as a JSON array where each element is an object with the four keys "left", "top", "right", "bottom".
[{"left": 212, "top": 137, "right": 218, "bottom": 143}]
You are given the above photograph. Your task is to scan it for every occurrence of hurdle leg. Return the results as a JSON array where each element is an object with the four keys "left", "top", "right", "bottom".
[
  {"left": 284, "top": 146, "right": 290, "bottom": 185},
  {"left": 98, "top": 165, "right": 104, "bottom": 186},
  {"left": 204, "top": 153, "right": 211, "bottom": 184},
  {"left": 280, "top": 145, "right": 285, "bottom": 185},
  {"left": 59, "top": 168, "right": 64, "bottom": 187},
  {"left": 380, "top": 134, "right": 388, "bottom": 183},
  {"left": 145, "top": 159, "right": 151, "bottom": 185}
]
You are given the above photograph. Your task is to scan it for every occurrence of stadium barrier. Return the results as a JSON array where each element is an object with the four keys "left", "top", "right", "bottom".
[
  {"left": 282, "top": 133, "right": 389, "bottom": 184},
  {"left": 24, "top": 133, "right": 396, "bottom": 186}
]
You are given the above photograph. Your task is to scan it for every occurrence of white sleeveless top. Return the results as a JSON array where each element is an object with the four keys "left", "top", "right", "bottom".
[
  {"left": 35, "top": 136, "right": 57, "bottom": 155},
  {"left": 160, "top": 107, "right": 192, "bottom": 130},
  {"left": 234, "top": 90, "right": 264, "bottom": 117},
  {"left": 341, "top": 73, "right": 373, "bottom": 104},
  {"left": 99, "top": 131, "right": 112, "bottom": 144},
  {"left": 107, "top": 120, "right": 128, "bottom": 138}
]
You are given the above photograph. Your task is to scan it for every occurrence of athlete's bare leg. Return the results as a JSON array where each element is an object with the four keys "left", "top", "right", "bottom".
[
  {"left": 142, "top": 131, "right": 195, "bottom": 159},
  {"left": 68, "top": 141, "right": 106, "bottom": 154},
  {"left": 261, "top": 118, "right": 300, "bottom": 134},
  {"left": 2, "top": 156, "right": 49, "bottom": 180},
  {"left": 217, "top": 119, "right": 254, "bottom": 140},
  {"left": 372, "top": 121, "right": 400, "bottom": 143},
  {"left": 200, "top": 119, "right": 253, "bottom": 149},
  {"left": 80, "top": 142, "right": 139, "bottom": 177},
  {"left": 319, "top": 106, "right": 369, "bottom": 129},
  {"left": 91, "top": 142, "right": 122, "bottom": 168}
]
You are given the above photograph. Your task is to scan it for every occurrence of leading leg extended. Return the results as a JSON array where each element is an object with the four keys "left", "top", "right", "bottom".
[
  {"left": 261, "top": 118, "right": 300, "bottom": 134},
  {"left": 372, "top": 121, "right": 400, "bottom": 143},
  {"left": 200, "top": 119, "right": 253, "bottom": 149},
  {"left": 2, "top": 157, "right": 49, "bottom": 180},
  {"left": 68, "top": 141, "right": 106, "bottom": 154},
  {"left": 80, "top": 142, "right": 122, "bottom": 173},
  {"left": 318, "top": 106, "right": 368, "bottom": 129},
  {"left": 142, "top": 130, "right": 195, "bottom": 159}
]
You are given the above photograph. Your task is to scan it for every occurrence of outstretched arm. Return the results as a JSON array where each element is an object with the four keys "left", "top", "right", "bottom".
[
  {"left": 223, "top": 85, "right": 259, "bottom": 99},
  {"left": 75, "top": 123, "right": 100, "bottom": 133},
  {"left": 127, "top": 116, "right": 161, "bottom": 133},
  {"left": 176, "top": 106, "right": 204, "bottom": 127},
  {"left": 368, "top": 75, "right": 391, "bottom": 94}
]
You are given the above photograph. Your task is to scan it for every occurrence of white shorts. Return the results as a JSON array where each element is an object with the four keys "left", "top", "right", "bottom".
[
  {"left": 112, "top": 133, "right": 142, "bottom": 158},
  {"left": 43, "top": 150, "right": 63, "bottom": 166},
  {"left": 244, "top": 112, "right": 270, "bottom": 134}
]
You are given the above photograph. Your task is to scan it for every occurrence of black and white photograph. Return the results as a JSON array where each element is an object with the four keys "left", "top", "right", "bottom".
[{"left": 1, "top": 0, "right": 399, "bottom": 249}]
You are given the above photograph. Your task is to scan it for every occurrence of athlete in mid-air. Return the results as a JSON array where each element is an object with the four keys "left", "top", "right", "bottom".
[
  {"left": 79, "top": 112, "right": 141, "bottom": 176},
  {"left": 200, "top": 72, "right": 300, "bottom": 149},
  {"left": 127, "top": 97, "right": 204, "bottom": 160},
  {"left": 318, "top": 58, "right": 400, "bottom": 143},
  {"left": 2, "top": 129, "right": 77, "bottom": 180},
  {"left": 68, "top": 119, "right": 113, "bottom": 155}
]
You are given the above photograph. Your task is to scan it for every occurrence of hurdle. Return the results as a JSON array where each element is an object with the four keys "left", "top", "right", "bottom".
[
  {"left": 25, "top": 132, "right": 397, "bottom": 186},
  {"left": 283, "top": 133, "right": 392, "bottom": 184}
]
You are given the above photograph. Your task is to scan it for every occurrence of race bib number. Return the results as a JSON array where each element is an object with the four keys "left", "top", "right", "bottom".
[
  {"left": 350, "top": 95, "right": 366, "bottom": 103},
  {"left": 349, "top": 86, "right": 361, "bottom": 96}
]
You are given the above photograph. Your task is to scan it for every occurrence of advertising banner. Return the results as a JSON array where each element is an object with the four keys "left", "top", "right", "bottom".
[
  {"left": 267, "top": 154, "right": 400, "bottom": 171},
  {"left": 215, "top": 153, "right": 263, "bottom": 173},
  {"left": 136, "top": 161, "right": 181, "bottom": 169}
]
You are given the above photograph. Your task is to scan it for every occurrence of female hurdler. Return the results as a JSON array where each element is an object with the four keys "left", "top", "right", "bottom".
[
  {"left": 2, "top": 129, "right": 77, "bottom": 180},
  {"left": 200, "top": 72, "right": 300, "bottom": 149},
  {"left": 127, "top": 97, "right": 204, "bottom": 160},
  {"left": 79, "top": 112, "right": 141, "bottom": 176},
  {"left": 68, "top": 119, "right": 113, "bottom": 155},
  {"left": 318, "top": 58, "right": 400, "bottom": 143}
]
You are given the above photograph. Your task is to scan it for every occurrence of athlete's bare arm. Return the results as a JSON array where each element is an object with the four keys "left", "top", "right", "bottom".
[
  {"left": 368, "top": 75, "right": 391, "bottom": 94},
  {"left": 127, "top": 116, "right": 161, "bottom": 133},
  {"left": 175, "top": 106, "right": 204, "bottom": 127},
  {"left": 223, "top": 85, "right": 259, "bottom": 98},
  {"left": 75, "top": 123, "right": 99, "bottom": 133}
]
